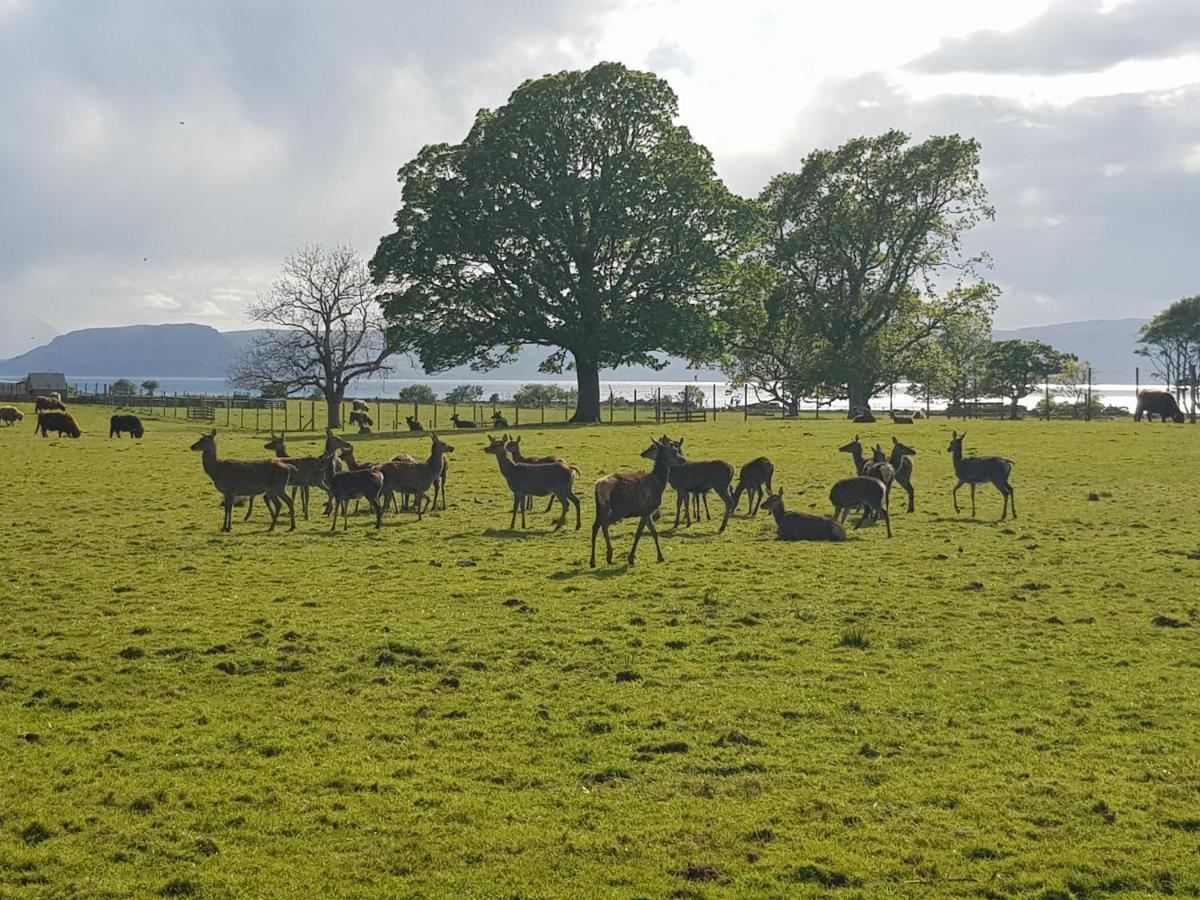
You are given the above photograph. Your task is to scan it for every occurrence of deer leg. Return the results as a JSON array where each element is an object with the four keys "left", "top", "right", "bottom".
[
  {"left": 243, "top": 495, "right": 255, "bottom": 521},
  {"left": 278, "top": 491, "right": 295, "bottom": 531},
  {"left": 330, "top": 499, "right": 340, "bottom": 532},
  {"left": 264, "top": 494, "right": 279, "bottom": 532},
  {"left": 952, "top": 481, "right": 962, "bottom": 513},
  {"left": 629, "top": 516, "right": 648, "bottom": 565},
  {"left": 552, "top": 494, "right": 568, "bottom": 531},
  {"left": 222, "top": 495, "right": 235, "bottom": 532},
  {"left": 673, "top": 493, "right": 684, "bottom": 529},
  {"left": 520, "top": 493, "right": 528, "bottom": 529},
  {"left": 702, "top": 492, "right": 711, "bottom": 521},
  {"left": 899, "top": 474, "right": 914, "bottom": 513},
  {"left": 371, "top": 496, "right": 383, "bottom": 528},
  {"left": 646, "top": 516, "right": 664, "bottom": 563},
  {"left": 570, "top": 492, "right": 581, "bottom": 531},
  {"left": 881, "top": 505, "right": 892, "bottom": 537},
  {"left": 717, "top": 488, "right": 733, "bottom": 533},
  {"left": 1008, "top": 484, "right": 1016, "bottom": 519},
  {"left": 970, "top": 483, "right": 977, "bottom": 517},
  {"left": 590, "top": 516, "right": 601, "bottom": 567}
]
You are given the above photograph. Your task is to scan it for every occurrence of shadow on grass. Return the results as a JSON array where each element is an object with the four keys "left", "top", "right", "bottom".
[
  {"left": 481, "top": 527, "right": 569, "bottom": 540},
  {"left": 550, "top": 565, "right": 634, "bottom": 580}
]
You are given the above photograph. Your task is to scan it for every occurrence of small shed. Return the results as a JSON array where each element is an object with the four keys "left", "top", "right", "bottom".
[{"left": 18, "top": 372, "right": 68, "bottom": 398}]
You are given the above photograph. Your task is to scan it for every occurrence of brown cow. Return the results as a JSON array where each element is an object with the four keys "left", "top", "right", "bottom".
[
  {"left": 36, "top": 411, "right": 82, "bottom": 438},
  {"left": 1133, "top": 389, "right": 1185, "bottom": 423}
]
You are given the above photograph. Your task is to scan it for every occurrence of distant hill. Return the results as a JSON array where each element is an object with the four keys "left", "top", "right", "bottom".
[{"left": 992, "top": 318, "right": 1150, "bottom": 382}]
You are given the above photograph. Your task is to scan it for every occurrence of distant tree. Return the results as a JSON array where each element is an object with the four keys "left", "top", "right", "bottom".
[
  {"left": 260, "top": 383, "right": 291, "bottom": 399},
  {"left": 906, "top": 310, "right": 994, "bottom": 409},
  {"left": 513, "top": 383, "right": 575, "bottom": 407},
  {"left": 111, "top": 378, "right": 136, "bottom": 396},
  {"left": 444, "top": 384, "right": 484, "bottom": 405},
  {"left": 372, "top": 62, "right": 753, "bottom": 423},
  {"left": 675, "top": 385, "right": 706, "bottom": 409},
  {"left": 140, "top": 379, "right": 159, "bottom": 397},
  {"left": 723, "top": 131, "right": 995, "bottom": 418},
  {"left": 981, "top": 340, "right": 1074, "bottom": 420},
  {"left": 229, "top": 244, "right": 394, "bottom": 429},
  {"left": 397, "top": 384, "right": 437, "bottom": 405},
  {"left": 1137, "top": 296, "right": 1199, "bottom": 422}
]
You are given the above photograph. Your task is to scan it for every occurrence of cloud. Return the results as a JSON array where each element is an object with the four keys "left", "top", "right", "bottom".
[
  {"left": 141, "top": 292, "right": 181, "bottom": 310},
  {"left": 913, "top": 0, "right": 1200, "bottom": 75},
  {"left": 644, "top": 40, "right": 695, "bottom": 75}
]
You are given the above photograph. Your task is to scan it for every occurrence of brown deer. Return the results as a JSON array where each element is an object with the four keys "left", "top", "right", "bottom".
[
  {"left": 888, "top": 436, "right": 916, "bottom": 513},
  {"left": 947, "top": 430, "right": 1016, "bottom": 519},
  {"left": 190, "top": 430, "right": 296, "bottom": 532},
  {"left": 839, "top": 435, "right": 892, "bottom": 520},
  {"left": 484, "top": 434, "right": 581, "bottom": 530},
  {"left": 590, "top": 435, "right": 686, "bottom": 567},
  {"left": 643, "top": 438, "right": 734, "bottom": 532},
  {"left": 731, "top": 456, "right": 774, "bottom": 516},
  {"left": 762, "top": 488, "right": 846, "bottom": 541},
  {"left": 263, "top": 433, "right": 330, "bottom": 520},
  {"left": 450, "top": 413, "right": 476, "bottom": 429},
  {"left": 890, "top": 411, "right": 914, "bottom": 425},
  {"left": 375, "top": 434, "right": 454, "bottom": 520},
  {"left": 491, "top": 411, "right": 509, "bottom": 428},
  {"left": 506, "top": 436, "right": 567, "bottom": 512},
  {"left": 829, "top": 476, "right": 891, "bottom": 537},
  {"left": 405, "top": 415, "right": 424, "bottom": 432},
  {"left": 324, "top": 449, "right": 384, "bottom": 531}
]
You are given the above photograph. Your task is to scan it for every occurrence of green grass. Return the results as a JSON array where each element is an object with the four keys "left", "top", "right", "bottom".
[{"left": 2, "top": 407, "right": 1198, "bottom": 897}]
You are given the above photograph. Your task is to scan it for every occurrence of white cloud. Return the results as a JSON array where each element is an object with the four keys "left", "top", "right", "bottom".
[{"left": 141, "top": 292, "right": 181, "bottom": 310}]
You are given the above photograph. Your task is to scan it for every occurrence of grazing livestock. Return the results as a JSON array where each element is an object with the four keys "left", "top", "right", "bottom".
[
  {"left": 829, "top": 476, "right": 891, "bottom": 537},
  {"left": 912, "top": 409, "right": 927, "bottom": 420},
  {"left": 643, "top": 438, "right": 734, "bottom": 532},
  {"left": 484, "top": 434, "right": 581, "bottom": 530},
  {"left": 375, "top": 434, "right": 454, "bottom": 519},
  {"left": 947, "top": 430, "right": 1016, "bottom": 519},
  {"left": 109, "top": 414, "right": 144, "bottom": 439},
  {"left": 491, "top": 411, "right": 509, "bottom": 428},
  {"left": 36, "top": 411, "right": 82, "bottom": 438},
  {"left": 406, "top": 415, "right": 424, "bottom": 432},
  {"left": 590, "top": 435, "right": 686, "bottom": 568},
  {"left": 450, "top": 413, "right": 477, "bottom": 429},
  {"left": 0, "top": 406, "right": 23, "bottom": 426},
  {"left": 506, "top": 436, "right": 566, "bottom": 512},
  {"left": 34, "top": 395, "right": 66, "bottom": 414},
  {"left": 1133, "top": 389, "right": 1185, "bottom": 423},
  {"left": 348, "top": 410, "right": 373, "bottom": 433},
  {"left": 324, "top": 450, "right": 384, "bottom": 531},
  {"left": 263, "top": 433, "right": 331, "bottom": 520},
  {"left": 189, "top": 430, "right": 295, "bottom": 532},
  {"left": 731, "top": 456, "right": 775, "bottom": 516},
  {"left": 762, "top": 489, "right": 846, "bottom": 541},
  {"left": 888, "top": 436, "right": 917, "bottom": 513}
]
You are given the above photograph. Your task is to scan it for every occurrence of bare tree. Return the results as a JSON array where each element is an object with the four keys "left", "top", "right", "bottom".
[{"left": 230, "top": 245, "right": 394, "bottom": 428}]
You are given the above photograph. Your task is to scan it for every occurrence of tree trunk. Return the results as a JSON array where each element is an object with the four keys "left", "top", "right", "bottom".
[
  {"left": 570, "top": 354, "right": 602, "bottom": 424},
  {"left": 325, "top": 387, "right": 343, "bottom": 429},
  {"left": 847, "top": 379, "right": 869, "bottom": 419},
  {"left": 1010, "top": 395, "right": 1020, "bottom": 420},
  {"left": 785, "top": 396, "right": 799, "bottom": 418}
]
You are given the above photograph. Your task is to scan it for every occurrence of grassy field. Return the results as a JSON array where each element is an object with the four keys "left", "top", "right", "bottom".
[{"left": 2, "top": 406, "right": 1198, "bottom": 898}]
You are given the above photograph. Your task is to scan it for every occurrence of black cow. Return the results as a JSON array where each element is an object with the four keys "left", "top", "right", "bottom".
[
  {"left": 1134, "top": 390, "right": 1185, "bottom": 423},
  {"left": 110, "top": 414, "right": 145, "bottom": 438}
]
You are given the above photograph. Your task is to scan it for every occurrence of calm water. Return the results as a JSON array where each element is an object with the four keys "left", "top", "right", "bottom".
[{"left": 66, "top": 375, "right": 1158, "bottom": 412}]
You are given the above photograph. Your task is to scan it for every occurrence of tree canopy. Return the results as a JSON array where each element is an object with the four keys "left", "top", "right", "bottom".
[
  {"left": 981, "top": 339, "right": 1074, "bottom": 419},
  {"left": 1137, "top": 295, "right": 1199, "bottom": 421},
  {"left": 371, "top": 62, "right": 753, "bottom": 423}
]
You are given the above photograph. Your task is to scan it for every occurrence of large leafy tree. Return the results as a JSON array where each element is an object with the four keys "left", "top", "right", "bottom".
[
  {"left": 725, "top": 131, "right": 995, "bottom": 417},
  {"left": 981, "top": 339, "right": 1074, "bottom": 420},
  {"left": 906, "top": 306, "right": 994, "bottom": 409},
  {"left": 371, "top": 62, "right": 752, "bottom": 423},
  {"left": 1137, "top": 296, "right": 1199, "bottom": 421},
  {"left": 229, "top": 245, "right": 394, "bottom": 429}
]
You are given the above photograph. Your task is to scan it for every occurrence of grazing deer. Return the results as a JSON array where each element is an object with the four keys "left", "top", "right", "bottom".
[
  {"left": 731, "top": 456, "right": 774, "bottom": 517},
  {"left": 506, "top": 436, "right": 569, "bottom": 512},
  {"left": 484, "top": 434, "right": 581, "bottom": 530},
  {"left": 590, "top": 435, "right": 686, "bottom": 567},
  {"left": 190, "top": 430, "right": 296, "bottom": 533},
  {"left": 263, "top": 433, "right": 330, "bottom": 520},
  {"left": 324, "top": 449, "right": 384, "bottom": 531},
  {"left": 888, "top": 436, "right": 916, "bottom": 513},
  {"left": 762, "top": 488, "right": 846, "bottom": 541},
  {"left": 642, "top": 438, "right": 734, "bottom": 532},
  {"left": 376, "top": 434, "right": 454, "bottom": 519},
  {"left": 829, "top": 476, "right": 891, "bottom": 537},
  {"left": 947, "top": 430, "right": 1016, "bottom": 519},
  {"left": 405, "top": 415, "right": 424, "bottom": 432},
  {"left": 491, "top": 411, "right": 509, "bottom": 428},
  {"left": 450, "top": 413, "right": 476, "bottom": 429}
]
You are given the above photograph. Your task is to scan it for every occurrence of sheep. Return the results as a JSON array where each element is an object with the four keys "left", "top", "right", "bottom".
[
  {"left": 761, "top": 488, "right": 846, "bottom": 541},
  {"left": 324, "top": 449, "right": 384, "bottom": 531},
  {"left": 731, "top": 456, "right": 775, "bottom": 517},
  {"left": 829, "top": 476, "right": 891, "bottom": 537},
  {"left": 109, "top": 414, "right": 144, "bottom": 439},
  {"left": 450, "top": 413, "right": 477, "bottom": 429},
  {"left": 0, "top": 406, "right": 23, "bottom": 426},
  {"left": 1133, "top": 389, "right": 1185, "bottom": 423},
  {"left": 36, "top": 411, "right": 82, "bottom": 438},
  {"left": 484, "top": 434, "right": 581, "bottom": 530},
  {"left": 642, "top": 438, "right": 734, "bottom": 531},
  {"left": 590, "top": 435, "right": 686, "bottom": 567},
  {"left": 947, "top": 430, "right": 1016, "bottom": 519},
  {"left": 189, "top": 430, "right": 295, "bottom": 532},
  {"left": 375, "top": 434, "right": 454, "bottom": 520}
]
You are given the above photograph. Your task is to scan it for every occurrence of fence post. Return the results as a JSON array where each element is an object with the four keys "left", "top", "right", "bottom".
[
  {"left": 540, "top": 401, "right": 545, "bottom": 425},
  {"left": 270, "top": 404, "right": 274, "bottom": 432},
  {"left": 744, "top": 385, "right": 748, "bottom": 421},
  {"left": 515, "top": 404, "right": 519, "bottom": 427},
  {"left": 713, "top": 383, "right": 717, "bottom": 421},
  {"left": 433, "top": 401, "right": 438, "bottom": 430},
  {"left": 284, "top": 400, "right": 289, "bottom": 432},
  {"left": 633, "top": 388, "right": 638, "bottom": 424},
  {"left": 1044, "top": 378, "right": 1050, "bottom": 421},
  {"left": 1086, "top": 366, "right": 1092, "bottom": 422},
  {"left": 609, "top": 388, "right": 614, "bottom": 424}
]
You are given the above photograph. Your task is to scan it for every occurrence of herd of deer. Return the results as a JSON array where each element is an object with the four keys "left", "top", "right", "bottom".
[{"left": 185, "top": 421, "right": 1017, "bottom": 566}]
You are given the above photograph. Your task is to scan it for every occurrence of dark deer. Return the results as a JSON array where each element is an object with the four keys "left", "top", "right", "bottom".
[
  {"left": 484, "top": 434, "right": 581, "bottom": 530},
  {"left": 190, "top": 430, "right": 295, "bottom": 532},
  {"left": 762, "top": 488, "right": 846, "bottom": 541},
  {"left": 506, "top": 436, "right": 567, "bottom": 512},
  {"left": 450, "top": 413, "right": 476, "bottom": 429},
  {"left": 731, "top": 456, "right": 774, "bottom": 517},
  {"left": 263, "top": 433, "right": 330, "bottom": 520},
  {"left": 888, "top": 436, "right": 916, "bottom": 513},
  {"left": 405, "top": 415, "right": 424, "bottom": 432},
  {"left": 643, "top": 438, "right": 733, "bottom": 532},
  {"left": 947, "top": 430, "right": 1016, "bottom": 519},
  {"left": 324, "top": 449, "right": 384, "bottom": 531},
  {"left": 590, "top": 435, "right": 686, "bottom": 567},
  {"left": 839, "top": 435, "right": 892, "bottom": 520},
  {"left": 890, "top": 411, "right": 914, "bottom": 425},
  {"left": 829, "top": 476, "right": 891, "bottom": 537},
  {"left": 375, "top": 434, "right": 454, "bottom": 519},
  {"left": 491, "top": 411, "right": 509, "bottom": 428}
]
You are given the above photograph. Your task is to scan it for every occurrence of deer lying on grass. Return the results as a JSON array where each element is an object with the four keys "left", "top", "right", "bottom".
[
  {"left": 376, "top": 434, "right": 454, "bottom": 520},
  {"left": 450, "top": 413, "right": 476, "bottom": 428},
  {"left": 484, "top": 434, "right": 581, "bottom": 530},
  {"left": 890, "top": 411, "right": 914, "bottom": 425},
  {"left": 324, "top": 449, "right": 384, "bottom": 531},
  {"left": 190, "top": 430, "right": 296, "bottom": 532},
  {"left": 888, "top": 436, "right": 916, "bottom": 513},
  {"left": 947, "top": 430, "right": 1016, "bottom": 519},
  {"left": 405, "top": 415, "right": 424, "bottom": 432},
  {"left": 830, "top": 476, "right": 891, "bottom": 537},
  {"left": 590, "top": 435, "right": 686, "bottom": 567},
  {"left": 731, "top": 456, "right": 774, "bottom": 516},
  {"left": 263, "top": 433, "right": 330, "bottom": 520},
  {"left": 762, "top": 488, "right": 846, "bottom": 541},
  {"left": 642, "top": 438, "right": 734, "bottom": 532},
  {"left": 491, "top": 411, "right": 509, "bottom": 428}
]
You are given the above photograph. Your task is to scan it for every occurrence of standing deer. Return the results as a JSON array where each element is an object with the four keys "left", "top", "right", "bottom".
[
  {"left": 375, "top": 434, "right": 454, "bottom": 519},
  {"left": 484, "top": 434, "right": 581, "bottom": 530},
  {"left": 506, "top": 436, "right": 571, "bottom": 512},
  {"left": 731, "top": 456, "right": 775, "bottom": 516},
  {"left": 262, "top": 433, "right": 331, "bottom": 520},
  {"left": 947, "top": 430, "right": 1016, "bottom": 519},
  {"left": 839, "top": 436, "right": 892, "bottom": 521},
  {"left": 324, "top": 449, "right": 384, "bottom": 531},
  {"left": 762, "top": 488, "right": 846, "bottom": 541},
  {"left": 190, "top": 430, "right": 296, "bottom": 532},
  {"left": 830, "top": 476, "right": 891, "bottom": 537},
  {"left": 643, "top": 438, "right": 734, "bottom": 532},
  {"left": 590, "top": 435, "right": 686, "bottom": 567},
  {"left": 888, "top": 436, "right": 916, "bottom": 513}
]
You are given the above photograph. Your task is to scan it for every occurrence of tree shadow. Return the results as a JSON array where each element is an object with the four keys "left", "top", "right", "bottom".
[{"left": 549, "top": 565, "right": 631, "bottom": 580}]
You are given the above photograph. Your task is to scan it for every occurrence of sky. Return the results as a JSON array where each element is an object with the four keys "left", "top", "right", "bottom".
[{"left": 1, "top": 0, "right": 1198, "bottom": 357}]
